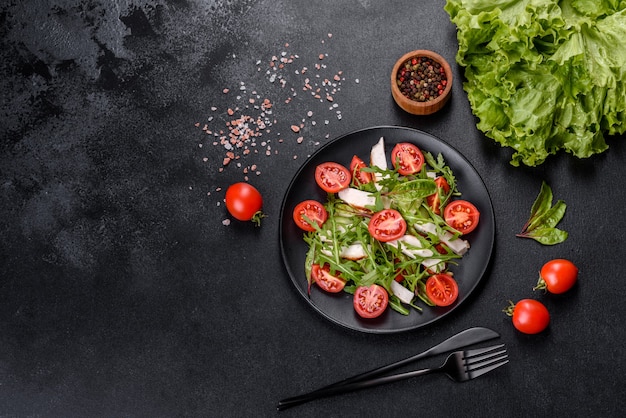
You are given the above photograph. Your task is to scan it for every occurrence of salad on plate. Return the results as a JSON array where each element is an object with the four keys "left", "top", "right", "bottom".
[{"left": 292, "top": 137, "right": 481, "bottom": 319}]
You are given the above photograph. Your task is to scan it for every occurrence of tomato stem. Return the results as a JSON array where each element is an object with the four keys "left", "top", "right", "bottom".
[
  {"left": 502, "top": 300, "right": 516, "bottom": 317},
  {"left": 533, "top": 277, "right": 548, "bottom": 292},
  {"left": 251, "top": 211, "right": 266, "bottom": 227}
]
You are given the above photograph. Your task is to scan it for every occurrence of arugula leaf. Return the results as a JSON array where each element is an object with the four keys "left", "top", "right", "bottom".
[{"left": 517, "top": 181, "right": 568, "bottom": 245}]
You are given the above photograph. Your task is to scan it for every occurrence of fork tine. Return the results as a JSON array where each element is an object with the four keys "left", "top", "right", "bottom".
[
  {"left": 463, "top": 344, "right": 509, "bottom": 379},
  {"left": 465, "top": 349, "right": 507, "bottom": 368},
  {"left": 463, "top": 344, "right": 505, "bottom": 358},
  {"left": 467, "top": 357, "right": 509, "bottom": 379}
]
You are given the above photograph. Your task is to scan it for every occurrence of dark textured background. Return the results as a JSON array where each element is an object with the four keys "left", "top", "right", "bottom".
[{"left": 1, "top": 1, "right": 625, "bottom": 416}]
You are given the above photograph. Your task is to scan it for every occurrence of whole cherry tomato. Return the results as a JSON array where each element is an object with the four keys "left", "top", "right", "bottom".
[
  {"left": 225, "top": 182, "right": 265, "bottom": 225},
  {"left": 504, "top": 299, "right": 550, "bottom": 334},
  {"left": 535, "top": 259, "right": 578, "bottom": 294}
]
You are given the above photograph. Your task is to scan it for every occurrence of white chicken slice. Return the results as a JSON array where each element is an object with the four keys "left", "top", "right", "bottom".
[
  {"left": 320, "top": 242, "right": 368, "bottom": 260},
  {"left": 370, "top": 136, "right": 388, "bottom": 172},
  {"left": 387, "top": 235, "right": 446, "bottom": 273},
  {"left": 390, "top": 280, "right": 415, "bottom": 305},
  {"left": 414, "top": 222, "right": 470, "bottom": 256},
  {"left": 337, "top": 187, "right": 376, "bottom": 210},
  {"left": 386, "top": 234, "right": 435, "bottom": 259}
]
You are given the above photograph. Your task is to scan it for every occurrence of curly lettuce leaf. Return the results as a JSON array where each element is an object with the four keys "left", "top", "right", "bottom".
[{"left": 445, "top": 0, "right": 626, "bottom": 166}]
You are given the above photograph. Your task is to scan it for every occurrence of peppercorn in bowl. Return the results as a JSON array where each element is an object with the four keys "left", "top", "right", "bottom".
[{"left": 391, "top": 50, "right": 453, "bottom": 115}]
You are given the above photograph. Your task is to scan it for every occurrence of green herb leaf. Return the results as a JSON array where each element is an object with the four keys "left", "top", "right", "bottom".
[
  {"left": 391, "top": 179, "right": 437, "bottom": 202},
  {"left": 388, "top": 295, "right": 411, "bottom": 316},
  {"left": 527, "top": 199, "right": 567, "bottom": 231},
  {"left": 526, "top": 181, "right": 553, "bottom": 229},
  {"left": 517, "top": 227, "right": 569, "bottom": 246},
  {"left": 518, "top": 181, "right": 568, "bottom": 245}
]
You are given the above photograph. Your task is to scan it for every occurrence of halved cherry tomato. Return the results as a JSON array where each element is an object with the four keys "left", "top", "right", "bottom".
[
  {"left": 391, "top": 142, "right": 425, "bottom": 175},
  {"left": 315, "top": 162, "right": 351, "bottom": 193},
  {"left": 293, "top": 200, "right": 327, "bottom": 232},
  {"left": 444, "top": 200, "right": 480, "bottom": 235},
  {"left": 505, "top": 299, "right": 550, "bottom": 334},
  {"left": 349, "top": 155, "right": 372, "bottom": 186},
  {"left": 426, "top": 177, "right": 450, "bottom": 215},
  {"left": 536, "top": 259, "right": 578, "bottom": 294},
  {"left": 353, "top": 284, "right": 389, "bottom": 318},
  {"left": 367, "top": 209, "right": 407, "bottom": 242},
  {"left": 311, "top": 264, "right": 346, "bottom": 293},
  {"left": 425, "top": 274, "right": 459, "bottom": 307}
]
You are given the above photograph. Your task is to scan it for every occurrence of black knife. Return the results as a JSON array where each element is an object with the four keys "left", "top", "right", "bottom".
[{"left": 277, "top": 326, "right": 499, "bottom": 411}]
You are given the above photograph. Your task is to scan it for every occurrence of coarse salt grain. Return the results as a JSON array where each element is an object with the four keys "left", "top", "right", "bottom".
[{"left": 198, "top": 34, "right": 356, "bottom": 221}]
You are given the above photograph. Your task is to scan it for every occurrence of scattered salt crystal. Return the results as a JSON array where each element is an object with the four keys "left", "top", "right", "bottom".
[{"left": 222, "top": 219, "right": 231, "bottom": 226}]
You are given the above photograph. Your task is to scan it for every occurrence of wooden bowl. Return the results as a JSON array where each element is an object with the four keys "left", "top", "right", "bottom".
[{"left": 391, "top": 50, "right": 453, "bottom": 115}]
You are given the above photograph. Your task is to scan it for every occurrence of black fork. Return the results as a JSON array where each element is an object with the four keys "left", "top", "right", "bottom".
[{"left": 277, "top": 344, "right": 508, "bottom": 411}]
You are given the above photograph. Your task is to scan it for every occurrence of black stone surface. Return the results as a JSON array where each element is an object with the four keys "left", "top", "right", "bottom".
[{"left": 1, "top": 1, "right": 625, "bottom": 416}]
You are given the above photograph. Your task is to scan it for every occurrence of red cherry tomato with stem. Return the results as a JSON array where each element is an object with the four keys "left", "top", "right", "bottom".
[
  {"left": 353, "top": 284, "right": 389, "bottom": 318},
  {"left": 293, "top": 200, "right": 328, "bottom": 232},
  {"left": 535, "top": 259, "right": 578, "bottom": 294},
  {"left": 225, "top": 182, "right": 265, "bottom": 225},
  {"left": 368, "top": 209, "right": 407, "bottom": 242},
  {"left": 391, "top": 142, "right": 425, "bottom": 175},
  {"left": 504, "top": 299, "right": 550, "bottom": 334},
  {"left": 315, "top": 162, "right": 351, "bottom": 193},
  {"left": 311, "top": 264, "right": 346, "bottom": 293},
  {"left": 425, "top": 274, "right": 459, "bottom": 307},
  {"left": 444, "top": 199, "right": 480, "bottom": 235}
]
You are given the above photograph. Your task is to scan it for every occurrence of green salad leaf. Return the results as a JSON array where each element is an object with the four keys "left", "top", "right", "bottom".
[
  {"left": 445, "top": 0, "right": 626, "bottom": 166},
  {"left": 517, "top": 181, "right": 568, "bottom": 245}
]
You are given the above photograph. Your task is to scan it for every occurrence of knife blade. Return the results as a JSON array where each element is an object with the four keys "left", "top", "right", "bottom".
[{"left": 277, "top": 327, "right": 499, "bottom": 411}]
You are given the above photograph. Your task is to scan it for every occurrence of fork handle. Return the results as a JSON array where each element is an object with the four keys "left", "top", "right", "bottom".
[{"left": 277, "top": 367, "right": 437, "bottom": 411}]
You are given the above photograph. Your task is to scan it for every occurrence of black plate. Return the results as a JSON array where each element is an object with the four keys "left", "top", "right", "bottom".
[{"left": 279, "top": 126, "right": 495, "bottom": 334}]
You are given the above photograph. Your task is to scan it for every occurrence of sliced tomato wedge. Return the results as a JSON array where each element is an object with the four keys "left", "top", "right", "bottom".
[
  {"left": 444, "top": 199, "right": 480, "bottom": 235},
  {"left": 349, "top": 155, "right": 372, "bottom": 186},
  {"left": 391, "top": 142, "right": 425, "bottom": 175},
  {"left": 311, "top": 264, "right": 346, "bottom": 293},
  {"left": 353, "top": 284, "right": 389, "bottom": 318},
  {"left": 368, "top": 209, "right": 407, "bottom": 242},
  {"left": 315, "top": 162, "right": 351, "bottom": 193},
  {"left": 293, "top": 200, "right": 328, "bottom": 232},
  {"left": 425, "top": 274, "right": 459, "bottom": 307},
  {"left": 426, "top": 176, "right": 450, "bottom": 215}
]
